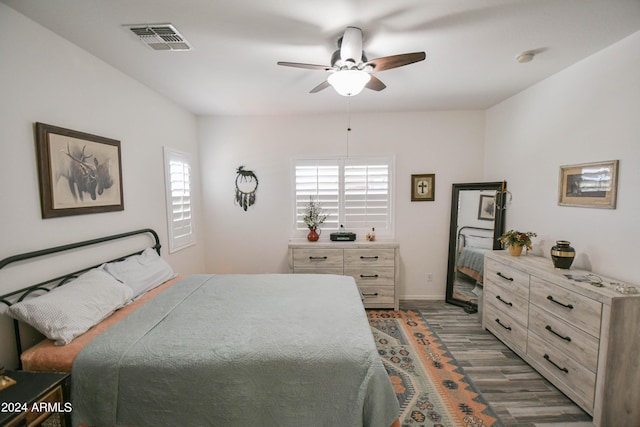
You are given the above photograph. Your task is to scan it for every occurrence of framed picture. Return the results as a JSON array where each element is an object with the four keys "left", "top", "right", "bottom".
[
  {"left": 477, "top": 194, "right": 496, "bottom": 221},
  {"left": 35, "top": 122, "right": 124, "bottom": 218},
  {"left": 558, "top": 160, "right": 618, "bottom": 209},
  {"left": 411, "top": 174, "right": 435, "bottom": 201}
]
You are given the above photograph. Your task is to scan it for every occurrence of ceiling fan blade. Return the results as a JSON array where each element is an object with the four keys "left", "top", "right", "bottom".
[
  {"left": 277, "top": 61, "right": 332, "bottom": 71},
  {"left": 366, "top": 75, "right": 386, "bottom": 91},
  {"left": 310, "top": 80, "right": 331, "bottom": 93},
  {"left": 366, "top": 52, "right": 426, "bottom": 72},
  {"left": 340, "top": 27, "right": 363, "bottom": 63}
]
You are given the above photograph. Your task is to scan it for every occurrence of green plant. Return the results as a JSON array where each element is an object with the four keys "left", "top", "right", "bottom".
[
  {"left": 499, "top": 229, "right": 537, "bottom": 251},
  {"left": 303, "top": 197, "right": 327, "bottom": 229}
]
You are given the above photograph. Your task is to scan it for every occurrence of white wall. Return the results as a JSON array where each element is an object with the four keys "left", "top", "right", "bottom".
[
  {"left": 485, "top": 30, "right": 640, "bottom": 285},
  {"left": 198, "top": 110, "right": 486, "bottom": 299},
  {"left": 0, "top": 4, "right": 206, "bottom": 367}
]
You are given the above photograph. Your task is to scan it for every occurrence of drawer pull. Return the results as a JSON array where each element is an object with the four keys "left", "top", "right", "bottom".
[
  {"left": 545, "top": 325, "right": 572, "bottom": 342},
  {"left": 360, "top": 256, "right": 379, "bottom": 260},
  {"left": 360, "top": 274, "right": 379, "bottom": 279},
  {"left": 543, "top": 354, "right": 569, "bottom": 373},
  {"left": 546, "top": 295, "right": 574, "bottom": 309},
  {"left": 309, "top": 256, "right": 328, "bottom": 260},
  {"left": 362, "top": 292, "right": 379, "bottom": 297},
  {"left": 496, "top": 272, "right": 514, "bottom": 281},
  {"left": 495, "top": 295, "right": 513, "bottom": 307},
  {"left": 494, "top": 318, "right": 512, "bottom": 331}
]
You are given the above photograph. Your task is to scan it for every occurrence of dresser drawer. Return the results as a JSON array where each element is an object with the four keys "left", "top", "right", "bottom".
[
  {"left": 359, "top": 285, "right": 395, "bottom": 306},
  {"left": 484, "top": 283, "right": 529, "bottom": 326},
  {"left": 484, "top": 299, "right": 528, "bottom": 353},
  {"left": 344, "top": 267, "right": 394, "bottom": 287},
  {"left": 485, "top": 259, "right": 530, "bottom": 300},
  {"left": 527, "top": 330, "right": 596, "bottom": 412},
  {"left": 292, "top": 248, "right": 343, "bottom": 269},
  {"left": 528, "top": 304, "right": 599, "bottom": 372},
  {"left": 344, "top": 249, "right": 395, "bottom": 267},
  {"left": 530, "top": 276, "right": 602, "bottom": 338}
]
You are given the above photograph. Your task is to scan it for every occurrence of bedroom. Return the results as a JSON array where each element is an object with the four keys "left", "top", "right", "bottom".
[{"left": 0, "top": 1, "right": 639, "bottom": 425}]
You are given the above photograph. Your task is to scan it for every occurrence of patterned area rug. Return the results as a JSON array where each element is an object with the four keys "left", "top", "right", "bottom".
[{"left": 368, "top": 310, "right": 504, "bottom": 427}]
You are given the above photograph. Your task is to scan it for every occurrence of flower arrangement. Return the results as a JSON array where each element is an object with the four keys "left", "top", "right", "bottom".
[
  {"left": 302, "top": 197, "right": 327, "bottom": 230},
  {"left": 499, "top": 229, "right": 537, "bottom": 251}
]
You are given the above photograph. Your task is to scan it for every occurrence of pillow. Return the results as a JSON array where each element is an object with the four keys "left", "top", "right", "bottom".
[
  {"left": 465, "top": 235, "right": 493, "bottom": 249},
  {"left": 8, "top": 268, "right": 133, "bottom": 345},
  {"left": 103, "top": 247, "right": 176, "bottom": 298}
]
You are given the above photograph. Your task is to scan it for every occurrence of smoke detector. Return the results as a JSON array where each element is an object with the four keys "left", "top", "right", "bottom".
[{"left": 124, "top": 24, "right": 192, "bottom": 51}]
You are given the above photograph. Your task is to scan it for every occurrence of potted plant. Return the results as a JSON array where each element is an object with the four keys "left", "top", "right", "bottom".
[
  {"left": 303, "top": 197, "right": 328, "bottom": 241},
  {"left": 499, "top": 229, "right": 537, "bottom": 256}
]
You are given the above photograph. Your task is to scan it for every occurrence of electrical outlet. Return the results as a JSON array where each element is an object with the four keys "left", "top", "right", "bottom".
[{"left": 427, "top": 273, "right": 433, "bottom": 282}]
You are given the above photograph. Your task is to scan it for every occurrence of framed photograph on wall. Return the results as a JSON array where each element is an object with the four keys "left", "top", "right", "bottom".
[
  {"left": 35, "top": 122, "right": 124, "bottom": 218},
  {"left": 411, "top": 174, "right": 435, "bottom": 201},
  {"left": 558, "top": 160, "right": 618, "bottom": 209},
  {"left": 477, "top": 194, "right": 496, "bottom": 221}
]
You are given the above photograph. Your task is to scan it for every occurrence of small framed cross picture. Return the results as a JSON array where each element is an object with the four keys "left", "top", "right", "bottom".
[{"left": 411, "top": 174, "right": 435, "bottom": 201}]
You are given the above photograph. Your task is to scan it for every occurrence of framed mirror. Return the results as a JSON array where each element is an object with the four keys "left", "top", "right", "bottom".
[{"left": 445, "top": 182, "right": 507, "bottom": 311}]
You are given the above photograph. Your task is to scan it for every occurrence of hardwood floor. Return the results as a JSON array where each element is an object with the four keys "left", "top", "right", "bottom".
[{"left": 400, "top": 300, "right": 593, "bottom": 427}]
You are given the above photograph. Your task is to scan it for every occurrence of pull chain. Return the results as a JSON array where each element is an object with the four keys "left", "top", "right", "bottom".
[{"left": 345, "top": 98, "right": 351, "bottom": 158}]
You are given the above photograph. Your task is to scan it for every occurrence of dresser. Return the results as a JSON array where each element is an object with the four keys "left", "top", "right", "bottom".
[
  {"left": 483, "top": 250, "right": 640, "bottom": 427},
  {"left": 288, "top": 241, "right": 399, "bottom": 310}
]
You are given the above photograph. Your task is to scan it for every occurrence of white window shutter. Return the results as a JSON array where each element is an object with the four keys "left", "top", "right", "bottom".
[
  {"left": 294, "top": 161, "right": 339, "bottom": 230},
  {"left": 164, "top": 147, "right": 195, "bottom": 253}
]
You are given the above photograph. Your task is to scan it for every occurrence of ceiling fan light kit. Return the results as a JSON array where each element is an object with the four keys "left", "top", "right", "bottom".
[
  {"left": 328, "top": 70, "right": 371, "bottom": 96},
  {"left": 277, "top": 26, "right": 426, "bottom": 96}
]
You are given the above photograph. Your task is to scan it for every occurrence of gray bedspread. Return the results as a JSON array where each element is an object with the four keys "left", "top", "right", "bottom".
[
  {"left": 457, "top": 247, "right": 487, "bottom": 280},
  {"left": 71, "top": 274, "right": 399, "bottom": 427}
]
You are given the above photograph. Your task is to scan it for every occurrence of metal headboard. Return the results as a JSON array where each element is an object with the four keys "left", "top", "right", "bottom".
[{"left": 0, "top": 228, "right": 161, "bottom": 366}]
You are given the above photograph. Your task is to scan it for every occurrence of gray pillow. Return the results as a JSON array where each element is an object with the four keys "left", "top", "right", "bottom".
[
  {"left": 8, "top": 268, "right": 133, "bottom": 345},
  {"left": 103, "top": 247, "right": 176, "bottom": 298}
]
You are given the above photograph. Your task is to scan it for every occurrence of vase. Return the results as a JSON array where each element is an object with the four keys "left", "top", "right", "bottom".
[
  {"left": 550, "top": 240, "right": 575, "bottom": 269},
  {"left": 307, "top": 227, "right": 319, "bottom": 242},
  {"left": 508, "top": 244, "right": 523, "bottom": 256}
]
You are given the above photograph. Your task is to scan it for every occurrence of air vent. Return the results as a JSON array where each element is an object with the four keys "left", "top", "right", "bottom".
[{"left": 124, "top": 24, "right": 192, "bottom": 51}]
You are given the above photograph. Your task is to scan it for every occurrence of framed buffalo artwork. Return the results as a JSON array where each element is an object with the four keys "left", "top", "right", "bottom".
[{"left": 35, "top": 122, "right": 124, "bottom": 218}]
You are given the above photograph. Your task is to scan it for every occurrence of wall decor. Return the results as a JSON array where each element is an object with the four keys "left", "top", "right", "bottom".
[
  {"left": 558, "top": 160, "right": 618, "bottom": 209},
  {"left": 477, "top": 194, "right": 496, "bottom": 221},
  {"left": 35, "top": 122, "right": 123, "bottom": 218},
  {"left": 235, "top": 166, "right": 258, "bottom": 211},
  {"left": 411, "top": 174, "right": 435, "bottom": 201}
]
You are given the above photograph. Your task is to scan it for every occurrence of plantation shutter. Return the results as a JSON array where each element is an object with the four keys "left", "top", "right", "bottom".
[
  {"left": 294, "top": 161, "right": 340, "bottom": 230},
  {"left": 293, "top": 157, "right": 393, "bottom": 237},
  {"left": 164, "top": 147, "right": 195, "bottom": 252},
  {"left": 344, "top": 161, "right": 390, "bottom": 229}
]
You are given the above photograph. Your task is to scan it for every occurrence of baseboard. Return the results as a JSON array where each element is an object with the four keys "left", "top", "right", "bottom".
[{"left": 400, "top": 296, "right": 444, "bottom": 302}]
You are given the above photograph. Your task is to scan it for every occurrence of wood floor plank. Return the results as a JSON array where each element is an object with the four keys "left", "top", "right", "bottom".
[{"left": 400, "top": 300, "right": 594, "bottom": 427}]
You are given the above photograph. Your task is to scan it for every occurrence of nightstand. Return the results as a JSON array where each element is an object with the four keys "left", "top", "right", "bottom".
[{"left": 0, "top": 371, "right": 70, "bottom": 427}]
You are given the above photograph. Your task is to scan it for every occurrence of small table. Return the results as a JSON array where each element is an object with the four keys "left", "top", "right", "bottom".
[{"left": 0, "top": 370, "right": 70, "bottom": 427}]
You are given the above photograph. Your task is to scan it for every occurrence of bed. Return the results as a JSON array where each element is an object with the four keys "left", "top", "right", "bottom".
[
  {"left": 0, "top": 229, "right": 400, "bottom": 427},
  {"left": 455, "top": 226, "right": 494, "bottom": 285}
]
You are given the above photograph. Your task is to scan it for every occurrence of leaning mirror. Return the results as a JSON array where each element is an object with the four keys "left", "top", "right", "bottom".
[{"left": 445, "top": 182, "right": 507, "bottom": 311}]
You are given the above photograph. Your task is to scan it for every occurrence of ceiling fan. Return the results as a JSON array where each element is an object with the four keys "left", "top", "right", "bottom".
[{"left": 277, "top": 27, "right": 426, "bottom": 96}]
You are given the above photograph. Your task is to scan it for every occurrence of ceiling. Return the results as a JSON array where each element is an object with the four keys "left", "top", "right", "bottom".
[{"left": 4, "top": 0, "right": 640, "bottom": 116}]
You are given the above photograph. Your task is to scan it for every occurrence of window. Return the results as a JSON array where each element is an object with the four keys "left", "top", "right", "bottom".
[
  {"left": 163, "top": 147, "right": 195, "bottom": 253},
  {"left": 293, "top": 157, "right": 394, "bottom": 238}
]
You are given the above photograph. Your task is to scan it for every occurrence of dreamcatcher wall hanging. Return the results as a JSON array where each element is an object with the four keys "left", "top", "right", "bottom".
[{"left": 234, "top": 166, "right": 258, "bottom": 211}]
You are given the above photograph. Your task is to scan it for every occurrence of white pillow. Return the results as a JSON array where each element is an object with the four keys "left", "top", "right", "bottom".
[
  {"left": 8, "top": 268, "right": 133, "bottom": 345},
  {"left": 465, "top": 235, "right": 493, "bottom": 249},
  {"left": 103, "top": 247, "right": 176, "bottom": 298}
]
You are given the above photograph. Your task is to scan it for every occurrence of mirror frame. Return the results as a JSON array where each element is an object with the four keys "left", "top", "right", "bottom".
[{"left": 445, "top": 181, "right": 507, "bottom": 308}]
